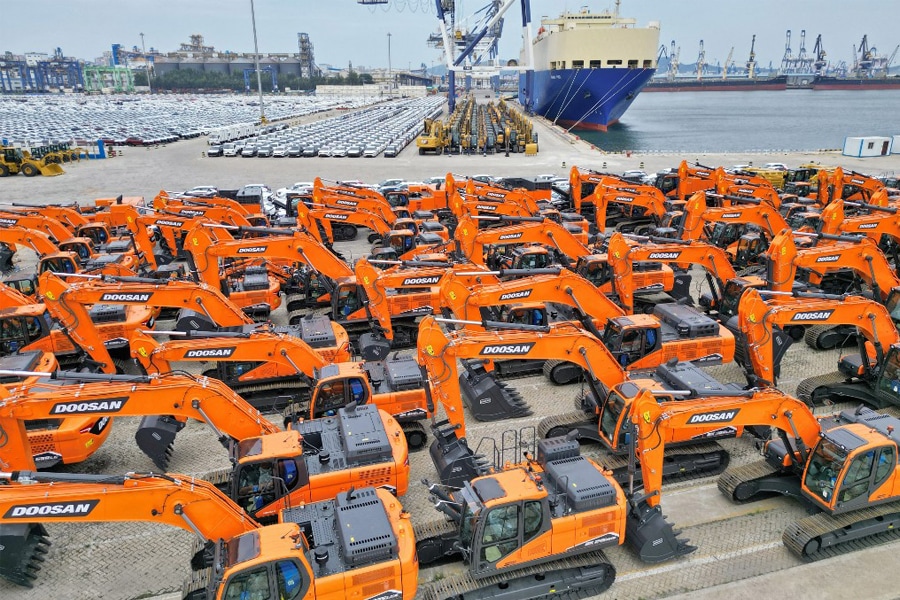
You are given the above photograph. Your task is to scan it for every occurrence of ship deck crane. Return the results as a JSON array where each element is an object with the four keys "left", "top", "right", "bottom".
[
  {"left": 722, "top": 46, "right": 734, "bottom": 79},
  {"left": 812, "top": 34, "right": 828, "bottom": 74},
  {"left": 746, "top": 34, "right": 757, "bottom": 78}
]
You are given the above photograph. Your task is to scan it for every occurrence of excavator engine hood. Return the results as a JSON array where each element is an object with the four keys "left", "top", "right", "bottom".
[
  {"left": 135, "top": 415, "right": 187, "bottom": 470},
  {"left": 459, "top": 361, "right": 532, "bottom": 422},
  {"left": 625, "top": 496, "right": 696, "bottom": 563},
  {"left": 0, "top": 523, "right": 51, "bottom": 587}
]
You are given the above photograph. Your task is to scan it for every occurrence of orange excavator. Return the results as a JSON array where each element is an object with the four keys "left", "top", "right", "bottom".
[
  {"left": 36, "top": 271, "right": 350, "bottom": 370},
  {"left": 0, "top": 372, "right": 410, "bottom": 513},
  {"left": 417, "top": 315, "right": 745, "bottom": 486},
  {"left": 0, "top": 226, "right": 135, "bottom": 280},
  {"left": 829, "top": 166, "right": 891, "bottom": 203},
  {"left": 803, "top": 197, "right": 900, "bottom": 266},
  {"left": 763, "top": 229, "right": 900, "bottom": 327},
  {"left": 184, "top": 223, "right": 353, "bottom": 318},
  {"left": 311, "top": 177, "right": 398, "bottom": 223},
  {"left": 589, "top": 182, "right": 671, "bottom": 234},
  {"left": 650, "top": 161, "right": 722, "bottom": 201},
  {"left": 0, "top": 350, "right": 114, "bottom": 469},
  {"left": 0, "top": 209, "right": 153, "bottom": 273},
  {"left": 454, "top": 214, "right": 592, "bottom": 269},
  {"left": 0, "top": 473, "right": 417, "bottom": 596},
  {"left": 620, "top": 385, "right": 900, "bottom": 561},
  {"left": 130, "top": 328, "right": 434, "bottom": 449},
  {"left": 676, "top": 191, "right": 791, "bottom": 267},
  {"left": 331, "top": 256, "right": 487, "bottom": 359},
  {"left": 154, "top": 189, "right": 269, "bottom": 225},
  {"left": 729, "top": 287, "right": 899, "bottom": 386}
]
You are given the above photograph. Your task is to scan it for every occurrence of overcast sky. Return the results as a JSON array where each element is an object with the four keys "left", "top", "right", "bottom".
[{"left": 5, "top": 0, "right": 898, "bottom": 71}]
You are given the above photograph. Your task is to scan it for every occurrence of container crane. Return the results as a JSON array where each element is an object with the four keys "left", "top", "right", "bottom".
[
  {"left": 696, "top": 39, "right": 706, "bottom": 80},
  {"left": 780, "top": 29, "right": 794, "bottom": 74},
  {"left": 795, "top": 30, "right": 813, "bottom": 73},
  {"left": 425, "top": 0, "right": 535, "bottom": 112}
]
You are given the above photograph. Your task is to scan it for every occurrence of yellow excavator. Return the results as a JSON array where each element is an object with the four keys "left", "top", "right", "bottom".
[{"left": 0, "top": 147, "right": 65, "bottom": 177}]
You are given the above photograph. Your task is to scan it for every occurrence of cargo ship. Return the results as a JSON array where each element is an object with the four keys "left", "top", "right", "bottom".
[
  {"left": 813, "top": 76, "right": 900, "bottom": 90},
  {"left": 643, "top": 74, "right": 788, "bottom": 92},
  {"left": 519, "top": 3, "right": 659, "bottom": 132}
]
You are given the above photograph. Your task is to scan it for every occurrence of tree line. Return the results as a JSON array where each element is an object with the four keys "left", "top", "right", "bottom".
[{"left": 133, "top": 69, "right": 374, "bottom": 92}]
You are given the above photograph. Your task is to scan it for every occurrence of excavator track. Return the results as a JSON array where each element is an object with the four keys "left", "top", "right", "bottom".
[
  {"left": 803, "top": 324, "right": 832, "bottom": 350},
  {"left": 603, "top": 441, "right": 729, "bottom": 485},
  {"left": 401, "top": 420, "right": 429, "bottom": 451},
  {"left": 541, "top": 359, "right": 583, "bottom": 385},
  {"left": 782, "top": 501, "right": 900, "bottom": 560},
  {"left": 796, "top": 371, "right": 848, "bottom": 405},
  {"left": 413, "top": 518, "right": 459, "bottom": 544},
  {"left": 717, "top": 459, "right": 782, "bottom": 502},
  {"left": 537, "top": 410, "right": 592, "bottom": 439},
  {"left": 492, "top": 358, "right": 545, "bottom": 380},
  {"left": 418, "top": 550, "right": 615, "bottom": 600},
  {"left": 195, "top": 466, "right": 232, "bottom": 487},
  {"left": 182, "top": 566, "right": 212, "bottom": 600}
]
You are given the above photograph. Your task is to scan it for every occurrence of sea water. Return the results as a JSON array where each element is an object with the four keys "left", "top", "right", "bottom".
[{"left": 575, "top": 89, "right": 900, "bottom": 153}]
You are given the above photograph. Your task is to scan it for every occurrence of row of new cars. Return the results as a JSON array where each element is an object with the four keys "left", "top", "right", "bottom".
[{"left": 207, "top": 96, "right": 444, "bottom": 159}]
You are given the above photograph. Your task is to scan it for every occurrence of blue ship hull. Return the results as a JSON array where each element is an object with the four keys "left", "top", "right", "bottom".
[{"left": 519, "top": 67, "right": 656, "bottom": 131}]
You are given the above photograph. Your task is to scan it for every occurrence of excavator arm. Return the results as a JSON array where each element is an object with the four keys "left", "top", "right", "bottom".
[
  {"left": 0, "top": 227, "right": 64, "bottom": 257},
  {"left": 418, "top": 316, "right": 626, "bottom": 437},
  {"left": 439, "top": 268, "right": 620, "bottom": 334},
  {"left": 606, "top": 232, "right": 737, "bottom": 313},
  {"left": 130, "top": 328, "right": 327, "bottom": 379},
  {"left": 0, "top": 373, "right": 282, "bottom": 470},
  {"left": 735, "top": 288, "right": 899, "bottom": 385},
  {"left": 766, "top": 229, "right": 900, "bottom": 299},
  {"left": 38, "top": 271, "right": 252, "bottom": 373},
  {"left": 631, "top": 387, "right": 821, "bottom": 509}
]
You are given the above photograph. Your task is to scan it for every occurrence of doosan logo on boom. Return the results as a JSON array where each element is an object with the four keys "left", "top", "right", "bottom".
[
  {"left": 99, "top": 293, "right": 152, "bottom": 303},
  {"left": 5, "top": 501, "right": 100, "bottom": 518}
]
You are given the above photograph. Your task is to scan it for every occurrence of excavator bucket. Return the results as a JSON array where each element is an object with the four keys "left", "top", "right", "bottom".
[
  {"left": 429, "top": 422, "right": 492, "bottom": 487},
  {"left": 625, "top": 497, "right": 696, "bottom": 563},
  {"left": 134, "top": 415, "right": 185, "bottom": 470},
  {"left": 0, "top": 523, "right": 51, "bottom": 587},
  {"left": 459, "top": 362, "right": 533, "bottom": 421},
  {"left": 37, "top": 163, "right": 65, "bottom": 176}
]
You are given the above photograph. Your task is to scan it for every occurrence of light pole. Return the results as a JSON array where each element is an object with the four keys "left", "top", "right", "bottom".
[
  {"left": 250, "top": 0, "right": 267, "bottom": 123},
  {"left": 140, "top": 32, "right": 152, "bottom": 94},
  {"left": 387, "top": 32, "right": 392, "bottom": 96}
]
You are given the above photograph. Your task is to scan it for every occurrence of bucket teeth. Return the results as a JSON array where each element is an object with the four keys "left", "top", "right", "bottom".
[{"left": 0, "top": 524, "right": 51, "bottom": 588}]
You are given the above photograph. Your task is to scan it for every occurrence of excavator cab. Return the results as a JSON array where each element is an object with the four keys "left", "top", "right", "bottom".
[
  {"left": 0, "top": 310, "right": 51, "bottom": 355},
  {"left": 706, "top": 222, "right": 745, "bottom": 249},
  {"left": 392, "top": 207, "right": 413, "bottom": 221},
  {"left": 506, "top": 246, "right": 551, "bottom": 270},
  {"left": 386, "top": 230, "right": 416, "bottom": 254},
  {"left": 801, "top": 428, "right": 898, "bottom": 513},
  {"left": 75, "top": 223, "right": 111, "bottom": 247},
  {"left": 217, "top": 547, "right": 311, "bottom": 600},
  {"left": 57, "top": 239, "right": 94, "bottom": 261},
  {"left": 231, "top": 449, "right": 307, "bottom": 516},
  {"left": 37, "top": 252, "right": 80, "bottom": 275},
  {"left": 384, "top": 190, "right": 409, "bottom": 207},
  {"left": 733, "top": 232, "right": 768, "bottom": 268},
  {"left": 393, "top": 217, "right": 419, "bottom": 235},
  {"left": 309, "top": 367, "right": 369, "bottom": 418},
  {"left": 602, "top": 316, "right": 662, "bottom": 367},
  {"left": 333, "top": 283, "right": 363, "bottom": 318}
]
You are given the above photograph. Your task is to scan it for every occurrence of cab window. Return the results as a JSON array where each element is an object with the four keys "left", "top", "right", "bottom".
[
  {"left": 523, "top": 500, "right": 543, "bottom": 542},
  {"left": 875, "top": 446, "right": 895, "bottom": 486},
  {"left": 481, "top": 504, "right": 519, "bottom": 563},
  {"left": 223, "top": 566, "right": 271, "bottom": 600},
  {"left": 275, "top": 560, "right": 304, "bottom": 600},
  {"left": 840, "top": 450, "right": 874, "bottom": 503}
]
